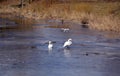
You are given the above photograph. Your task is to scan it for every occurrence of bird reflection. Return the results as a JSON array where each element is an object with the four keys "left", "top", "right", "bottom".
[
  {"left": 48, "top": 48, "right": 52, "bottom": 55},
  {"left": 48, "top": 41, "right": 54, "bottom": 55},
  {"left": 63, "top": 48, "right": 71, "bottom": 58}
]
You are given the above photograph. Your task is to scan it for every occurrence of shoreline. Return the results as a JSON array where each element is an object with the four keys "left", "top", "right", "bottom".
[{"left": 0, "top": 2, "right": 120, "bottom": 33}]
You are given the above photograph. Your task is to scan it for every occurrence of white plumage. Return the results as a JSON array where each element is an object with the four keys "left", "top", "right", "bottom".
[
  {"left": 63, "top": 38, "right": 72, "bottom": 48},
  {"left": 61, "top": 28, "right": 70, "bottom": 32},
  {"left": 48, "top": 41, "right": 53, "bottom": 50}
]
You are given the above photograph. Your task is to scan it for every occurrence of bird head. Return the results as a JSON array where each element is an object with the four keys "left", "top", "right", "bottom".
[
  {"left": 68, "top": 38, "right": 72, "bottom": 41},
  {"left": 49, "top": 41, "right": 52, "bottom": 44}
]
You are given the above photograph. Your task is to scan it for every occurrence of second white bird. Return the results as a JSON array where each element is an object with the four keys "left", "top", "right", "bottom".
[
  {"left": 63, "top": 38, "right": 72, "bottom": 48},
  {"left": 48, "top": 41, "right": 53, "bottom": 50}
]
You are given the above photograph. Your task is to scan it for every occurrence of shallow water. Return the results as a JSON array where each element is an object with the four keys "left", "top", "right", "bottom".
[{"left": 0, "top": 19, "right": 120, "bottom": 76}]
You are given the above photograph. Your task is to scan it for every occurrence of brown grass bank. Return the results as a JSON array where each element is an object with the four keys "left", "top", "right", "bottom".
[{"left": 0, "top": 1, "right": 120, "bottom": 32}]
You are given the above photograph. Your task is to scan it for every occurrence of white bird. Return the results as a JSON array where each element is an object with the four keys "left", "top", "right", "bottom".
[
  {"left": 61, "top": 28, "right": 70, "bottom": 32},
  {"left": 48, "top": 41, "right": 53, "bottom": 50},
  {"left": 63, "top": 38, "right": 72, "bottom": 48}
]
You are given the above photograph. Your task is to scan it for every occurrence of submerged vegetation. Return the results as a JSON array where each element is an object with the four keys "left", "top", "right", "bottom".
[{"left": 0, "top": 0, "right": 120, "bottom": 32}]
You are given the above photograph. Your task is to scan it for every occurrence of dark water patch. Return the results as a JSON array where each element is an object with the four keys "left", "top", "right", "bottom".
[
  {"left": 102, "top": 38, "right": 120, "bottom": 43},
  {"left": 0, "top": 13, "right": 36, "bottom": 31},
  {"left": 0, "top": 44, "right": 31, "bottom": 50}
]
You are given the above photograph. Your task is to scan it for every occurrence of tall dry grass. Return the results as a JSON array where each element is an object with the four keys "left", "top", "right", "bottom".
[
  {"left": 22, "top": 2, "right": 120, "bottom": 32},
  {"left": 0, "top": 1, "right": 120, "bottom": 32}
]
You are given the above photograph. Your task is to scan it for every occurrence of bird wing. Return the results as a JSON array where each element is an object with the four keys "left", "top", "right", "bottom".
[
  {"left": 68, "top": 41, "right": 72, "bottom": 46},
  {"left": 63, "top": 41, "right": 69, "bottom": 47}
]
